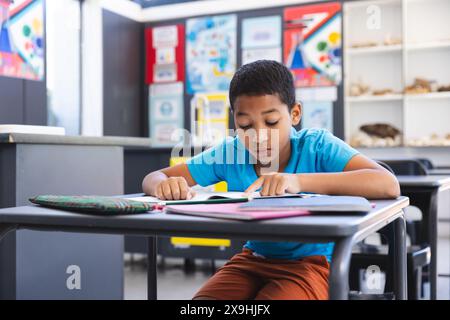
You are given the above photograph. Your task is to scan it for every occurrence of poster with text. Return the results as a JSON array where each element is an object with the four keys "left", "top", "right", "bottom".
[
  {"left": 149, "top": 82, "right": 184, "bottom": 147},
  {"left": 186, "top": 14, "right": 237, "bottom": 94},
  {"left": 241, "top": 15, "right": 281, "bottom": 49},
  {"left": 242, "top": 47, "right": 282, "bottom": 65},
  {"left": 301, "top": 101, "right": 333, "bottom": 132},
  {"left": 284, "top": 2, "right": 342, "bottom": 87},
  {"left": 0, "top": 0, "right": 44, "bottom": 81}
]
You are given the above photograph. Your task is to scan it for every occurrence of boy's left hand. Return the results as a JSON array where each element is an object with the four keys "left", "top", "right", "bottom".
[{"left": 244, "top": 173, "right": 301, "bottom": 196}]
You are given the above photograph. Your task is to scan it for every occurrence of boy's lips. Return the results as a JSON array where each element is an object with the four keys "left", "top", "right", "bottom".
[{"left": 257, "top": 149, "right": 272, "bottom": 156}]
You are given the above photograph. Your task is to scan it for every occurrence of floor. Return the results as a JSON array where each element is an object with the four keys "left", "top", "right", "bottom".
[
  {"left": 123, "top": 234, "right": 450, "bottom": 300},
  {"left": 124, "top": 255, "right": 225, "bottom": 300}
]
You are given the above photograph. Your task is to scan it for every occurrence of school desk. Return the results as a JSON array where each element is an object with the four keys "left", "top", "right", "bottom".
[
  {"left": 428, "top": 168, "right": 450, "bottom": 176},
  {"left": 0, "top": 196, "right": 409, "bottom": 300},
  {"left": 397, "top": 175, "right": 450, "bottom": 300},
  {"left": 0, "top": 132, "right": 150, "bottom": 299}
]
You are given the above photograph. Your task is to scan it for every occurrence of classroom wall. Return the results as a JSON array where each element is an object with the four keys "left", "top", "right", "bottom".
[
  {"left": 102, "top": 10, "right": 144, "bottom": 137},
  {"left": 140, "top": 0, "right": 328, "bottom": 22},
  {"left": 81, "top": 0, "right": 142, "bottom": 136}
]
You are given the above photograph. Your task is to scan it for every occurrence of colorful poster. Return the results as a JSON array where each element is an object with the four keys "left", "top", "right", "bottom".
[
  {"left": 284, "top": 2, "right": 342, "bottom": 87},
  {"left": 149, "top": 82, "right": 184, "bottom": 147},
  {"left": 191, "top": 93, "right": 229, "bottom": 146},
  {"left": 242, "top": 47, "right": 282, "bottom": 65},
  {"left": 145, "top": 24, "right": 184, "bottom": 84},
  {"left": 242, "top": 16, "right": 281, "bottom": 49},
  {"left": 0, "top": 0, "right": 44, "bottom": 81},
  {"left": 186, "top": 14, "right": 237, "bottom": 94},
  {"left": 301, "top": 101, "right": 333, "bottom": 132}
]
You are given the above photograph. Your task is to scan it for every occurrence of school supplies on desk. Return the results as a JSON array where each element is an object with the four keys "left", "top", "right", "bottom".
[
  {"left": 126, "top": 191, "right": 310, "bottom": 206},
  {"left": 238, "top": 196, "right": 373, "bottom": 213},
  {"left": 165, "top": 202, "right": 310, "bottom": 221},
  {"left": 126, "top": 191, "right": 252, "bottom": 205}
]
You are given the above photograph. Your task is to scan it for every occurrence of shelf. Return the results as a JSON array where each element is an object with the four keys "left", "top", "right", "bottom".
[
  {"left": 346, "top": 44, "right": 402, "bottom": 55},
  {"left": 406, "top": 40, "right": 450, "bottom": 51},
  {"left": 344, "top": 0, "right": 450, "bottom": 145},
  {"left": 347, "top": 92, "right": 450, "bottom": 102},
  {"left": 346, "top": 41, "right": 450, "bottom": 54},
  {"left": 346, "top": 94, "right": 403, "bottom": 102},
  {"left": 404, "top": 92, "right": 450, "bottom": 100}
]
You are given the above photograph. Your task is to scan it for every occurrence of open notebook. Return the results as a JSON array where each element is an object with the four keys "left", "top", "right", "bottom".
[
  {"left": 126, "top": 191, "right": 309, "bottom": 206},
  {"left": 165, "top": 202, "right": 310, "bottom": 221}
]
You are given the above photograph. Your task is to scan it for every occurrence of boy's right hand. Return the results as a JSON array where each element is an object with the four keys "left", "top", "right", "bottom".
[{"left": 155, "top": 177, "right": 196, "bottom": 200}]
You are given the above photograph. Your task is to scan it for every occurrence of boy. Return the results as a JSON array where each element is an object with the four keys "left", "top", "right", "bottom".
[{"left": 142, "top": 60, "right": 400, "bottom": 300}]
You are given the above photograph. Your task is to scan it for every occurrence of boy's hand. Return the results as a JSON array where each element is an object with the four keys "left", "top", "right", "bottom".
[
  {"left": 155, "top": 177, "right": 196, "bottom": 200},
  {"left": 244, "top": 173, "right": 301, "bottom": 196}
]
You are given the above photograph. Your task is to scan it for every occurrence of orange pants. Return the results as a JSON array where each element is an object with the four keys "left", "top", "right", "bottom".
[{"left": 193, "top": 248, "right": 330, "bottom": 300}]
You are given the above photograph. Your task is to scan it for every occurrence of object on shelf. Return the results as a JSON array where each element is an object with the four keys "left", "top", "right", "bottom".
[
  {"left": 360, "top": 123, "right": 400, "bottom": 139},
  {"left": 350, "top": 123, "right": 402, "bottom": 148},
  {"left": 350, "top": 41, "right": 378, "bottom": 49},
  {"left": 372, "top": 89, "right": 394, "bottom": 96},
  {"left": 406, "top": 133, "right": 450, "bottom": 147},
  {"left": 383, "top": 34, "right": 402, "bottom": 46},
  {"left": 349, "top": 81, "right": 370, "bottom": 97},
  {"left": 404, "top": 77, "right": 436, "bottom": 94},
  {"left": 438, "top": 84, "right": 450, "bottom": 92}
]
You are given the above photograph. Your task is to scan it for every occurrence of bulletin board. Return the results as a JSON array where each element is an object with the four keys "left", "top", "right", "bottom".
[{"left": 144, "top": 1, "right": 344, "bottom": 146}]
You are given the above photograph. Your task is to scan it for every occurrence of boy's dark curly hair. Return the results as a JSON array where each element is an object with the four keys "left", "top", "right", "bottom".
[{"left": 229, "top": 60, "right": 296, "bottom": 111}]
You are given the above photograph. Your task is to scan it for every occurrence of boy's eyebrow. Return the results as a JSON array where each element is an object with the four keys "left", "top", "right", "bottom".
[
  {"left": 236, "top": 109, "right": 280, "bottom": 116},
  {"left": 262, "top": 108, "right": 279, "bottom": 115}
]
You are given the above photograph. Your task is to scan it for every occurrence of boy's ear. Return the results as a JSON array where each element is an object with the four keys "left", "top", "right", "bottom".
[{"left": 290, "top": 103, "right": 302, "bottom": 126}]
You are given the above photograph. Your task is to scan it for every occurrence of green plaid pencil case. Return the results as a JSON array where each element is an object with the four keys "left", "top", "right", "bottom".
[{"left": 29, "top": 195, "right": 155, "bottom": 215}]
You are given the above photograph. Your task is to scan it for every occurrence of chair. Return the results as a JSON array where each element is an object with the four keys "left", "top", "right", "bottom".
[
  {"left": 416, "top": 158, "right": 434, "bottom": 170},
  {"left": 350, "top": 160, "right": 431, "bottom": 299},
  {"left": 377, "top": 159, "right": 428, "bottom": 175}
]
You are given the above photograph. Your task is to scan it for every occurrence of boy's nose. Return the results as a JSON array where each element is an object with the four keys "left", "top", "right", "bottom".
[{"left": 256, "top": 129, "right": 268, "bottom": 142}]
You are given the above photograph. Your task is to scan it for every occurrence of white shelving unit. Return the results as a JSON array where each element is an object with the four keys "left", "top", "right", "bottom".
[
  {"left": 344, "top": 0, "right": 450, "bottom": 148},
  {"left": 406, "top": 40, "right": 450, "bottom": 51},
  {"left": 347, "top": 44, "right": 403, "bottom": 55},
  {"left": 346, "top": 94, "right": 403, "bottom": 102}
]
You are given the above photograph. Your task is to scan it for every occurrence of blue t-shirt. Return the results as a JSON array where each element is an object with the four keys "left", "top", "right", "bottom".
[{"left": 186, "top": 128, "right": 359, "bottom": 262}]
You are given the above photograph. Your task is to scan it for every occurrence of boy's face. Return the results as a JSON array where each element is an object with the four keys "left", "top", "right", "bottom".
[{"left": 233, "top": 94, "right": 301, "bottom": 169}]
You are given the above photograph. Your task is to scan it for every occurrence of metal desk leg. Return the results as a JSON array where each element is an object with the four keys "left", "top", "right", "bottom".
[
  {"left": 0, "top": 224, "right": 17, "bottom": 300},
  {"left": 0, "top": 224, "right": 16, "bottom": 242},
  {"left": 428, "top": 192, "right": 438, "bottom": 300},
  {"left": 147, "top": 236, "right": 157, "bottom": 300},
  {"left": 329, "top": 237, "right": 353, "bottom": 300},
  {"left": 393, "top": 214, "right": 407, "bottom": 300},
  {"left": 404, "top": 189, "right": 439, "bottom": 299}
]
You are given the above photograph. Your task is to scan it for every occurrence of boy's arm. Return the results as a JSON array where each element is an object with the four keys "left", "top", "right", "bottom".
[
  {"left": 246, "top": 154, "right": 400, "bottom": 199},
  {"left": 297, "top": 154, "right": 400, "bottom": 199},
  {"left": 142, "top": 163, "right": 197, "bottom": 199}
]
